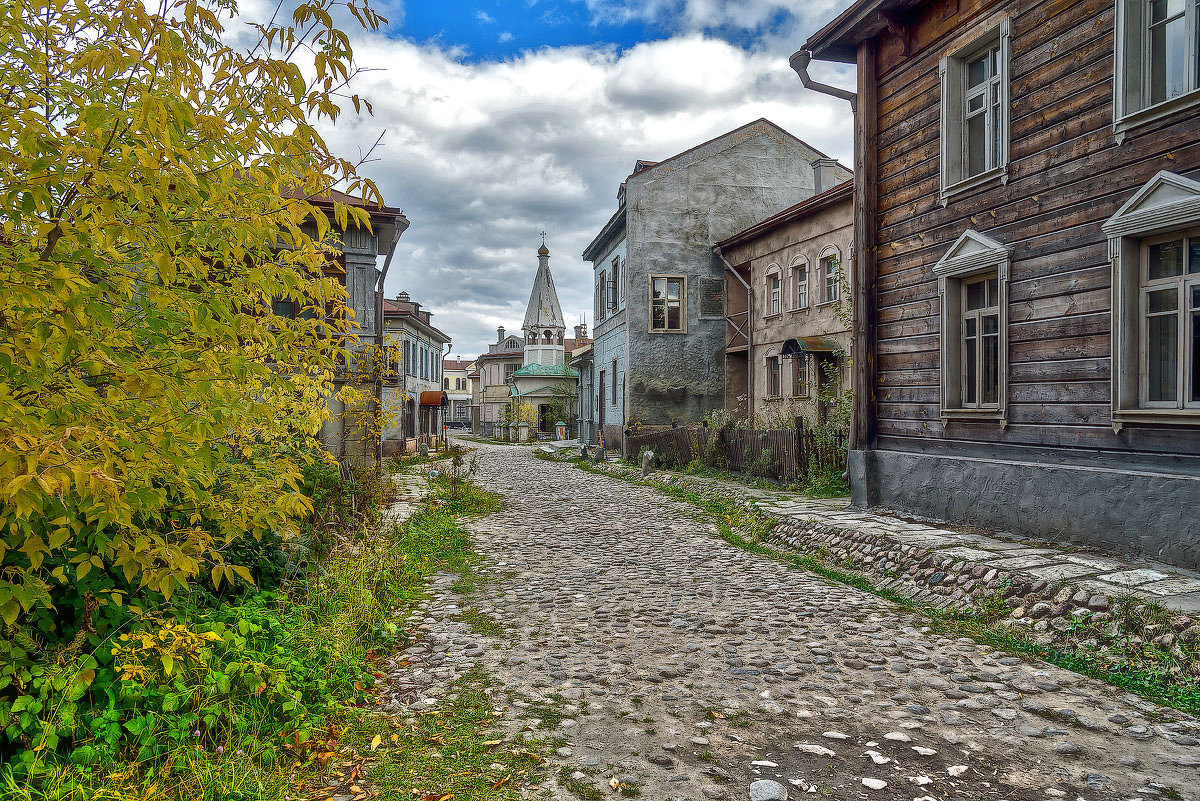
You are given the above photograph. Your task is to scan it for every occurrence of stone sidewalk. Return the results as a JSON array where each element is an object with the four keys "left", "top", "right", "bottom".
[{"left": 608, "top": 464, "right": 1200, "bottom": 614}]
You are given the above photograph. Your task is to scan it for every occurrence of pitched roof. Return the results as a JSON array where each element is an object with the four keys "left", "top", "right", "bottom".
[
  {"left": 442, "top": 359, "right": 473, "bottom": 371},
  {"left": 511, "top": 363, "right": 579, "bottom": 378},
  {"left": 522, "top": 251, "right": 565, "bottom": 331},
  {"left": 803, "top": 0, "right": 923, "bottom": 63},
  {"left": 715, "top": 179, "right": 853, "bottom": 251}
]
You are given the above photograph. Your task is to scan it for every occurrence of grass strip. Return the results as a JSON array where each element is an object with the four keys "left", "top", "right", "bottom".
[{"left": 552, "top": 454, "right": 1200, "bottom": 714}]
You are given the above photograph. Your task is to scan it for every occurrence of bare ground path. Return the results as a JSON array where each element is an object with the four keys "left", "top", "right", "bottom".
[{"left": 381, "top": 442, "right": 1200, "bottom": 801}]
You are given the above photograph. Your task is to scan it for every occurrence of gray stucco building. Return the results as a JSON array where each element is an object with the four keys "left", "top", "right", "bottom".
[{"left": 582, "top": 119, "right": 841, "bottom": 449}]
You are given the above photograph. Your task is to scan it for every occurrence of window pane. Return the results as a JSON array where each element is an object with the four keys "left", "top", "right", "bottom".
[
  {"left": 965, "top": 335, "right": 978, "bottom": 405},
  {"left": 965, "top": 316, "right": 977, "bottom": 336},
  {"left": 1149, "top": 14, "right": 1188, "bottom": 104},
  {"left": 966, "top": 281, "right": 986, "bottom": 310},
  {"left": 982, "top": 333, "right": 999, "bottom": 404},
  {"left": 1147, "top": 311, "right": 1179, "bottom": 401},
  {"left": 1149, "top": 286, "right": 1180, "bottom": 313},
  {"left": 652, "top": 302, "right": 665, "bottom": 329},
  {"left": 667, "top": 301, "right": 681, "bottom": 330},
  {"left": 983, "top": 313, "right": 999, "bottom": 335},
  {"left": 967, "top": 113, "right": 987, "bottom": 176},
  {"left": 968, "top": 94, "right": 984, "bottom": 112},
  {"left": 967, "top": 54, "right": 989, "bottom": 87},
  {"left": 667, "top": 279, "right": 681, "bottom": 300},
  {"left": 1192, "top": 310, "right": 1200, "bottom": 402},
  {"left": 1190, "top": 239, "right": 1200, "bottom": 274},
  {"left": 652, "top": 278, "right": 665, "bottom": 299},
  {"left": 987, "top": 277, "right": 999, "bottom": 304},
  {"left": 1149, "top": 240, "right": 1185, "bottom": 279}
]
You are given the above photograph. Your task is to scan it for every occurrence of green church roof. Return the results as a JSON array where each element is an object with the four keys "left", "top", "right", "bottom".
[{"left": 510, "top": 363, "right": 579, "bottom": 378}]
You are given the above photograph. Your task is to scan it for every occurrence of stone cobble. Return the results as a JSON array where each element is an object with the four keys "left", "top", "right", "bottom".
[{"left": 383, "top": 443, "right": 1200, "bottom": 801}]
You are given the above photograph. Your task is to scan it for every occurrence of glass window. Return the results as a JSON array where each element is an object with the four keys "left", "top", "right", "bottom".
[
  {"left": 1148, "top": 0, "right": 1188, "bottom": 105},
  {"left": 651, "top": 276, "right": 685, "bottom": 332},
  {"left": 961, "top": 274, "right": 1001, "bottom": 408},
  {"left": 795, "top": 262, "right": 808, "bottom": 309},
  {"left": 963, "top": 43, "right": 1002, "bottom": 179},
  {"left": 1141, "top": 234, "right": 1200, "bottom": 407},
  {"left": 792, "top": 358, "right": 807, "bottom": 397},
  {"left": 821, "top": 255, "right": 840, "bottom": 303},
  {"left": 768, "top": 272, "right": 781, "bottom": 315},
  {"left": 767, "top": 355, "right": 781, "bottom": 397}
]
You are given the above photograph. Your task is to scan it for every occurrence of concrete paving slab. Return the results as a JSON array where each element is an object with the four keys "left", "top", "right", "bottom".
[
  {"left": 986, "top": 555, "right": 1059, "bottom": 569},
  {"left": 1097, "top": 569, "right": 1172, "bottom": 587},
  {"left": 1025, "top": 564, "right": 1101, "bottom": 581},
  {"left": 1135, "top": 577, "right": 1200, "bottom": 596},
  {"left": 936, "top": 546, "right": 998, "bottom": 561},
  {"left": 1058, "top": 554, "right": 1127, "bottom": 571}
]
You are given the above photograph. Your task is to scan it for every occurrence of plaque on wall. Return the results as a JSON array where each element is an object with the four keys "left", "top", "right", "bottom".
[{"left": 699, "top": 277, "right": 725, "bottom": 318}]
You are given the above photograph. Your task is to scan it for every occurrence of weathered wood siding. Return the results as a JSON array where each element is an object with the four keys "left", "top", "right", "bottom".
[{"left": 870, "top": 0, "right": 1200, "bottom": 457}]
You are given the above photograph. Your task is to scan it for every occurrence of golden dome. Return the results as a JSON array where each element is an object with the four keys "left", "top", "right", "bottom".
[{"left": 538, "top": 243, "right": 549, "bottom": 256}]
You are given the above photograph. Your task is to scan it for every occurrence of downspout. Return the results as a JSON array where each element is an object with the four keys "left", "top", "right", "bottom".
[
  {"left": 375, "top": 213, "right": 410, "bottom": 464},
  {"left": 789, "top": 50, "right": 857, "bottom": 112},
  {"left": 790, "top": 48, "right": 866, "bottom": 453},
  {"left": 714, "top": 246, "right": 753, "bottom": 417}
]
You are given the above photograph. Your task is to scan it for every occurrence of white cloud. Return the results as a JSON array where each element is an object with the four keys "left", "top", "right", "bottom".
[
  {"left": 474, "top": 9, "right": 495, "bottom": 24},
  {"left": 309, "top": 21, "right": 856, "bottom": 357},
  {"left": 498, "top": 30, "right": 514, "bottom": 43}
]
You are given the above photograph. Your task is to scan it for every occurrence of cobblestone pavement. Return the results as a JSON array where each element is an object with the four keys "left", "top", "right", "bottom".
[{"left": 383, "top": 442, "right": 1200, "bottom": 801}]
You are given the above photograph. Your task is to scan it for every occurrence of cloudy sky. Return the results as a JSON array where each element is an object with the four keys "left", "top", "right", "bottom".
[{"left": 270, "top": 0, "right": 859, "bottom": 358}]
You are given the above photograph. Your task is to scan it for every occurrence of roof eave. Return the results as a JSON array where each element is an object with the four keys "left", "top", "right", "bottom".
[
  {"left": 582, "top": 205, "right": 627, "bottom": 262},
  {"left": 803, "top": 0, "right": 918, "bottom": 62}
]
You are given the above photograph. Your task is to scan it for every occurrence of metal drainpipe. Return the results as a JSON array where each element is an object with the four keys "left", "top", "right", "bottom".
[
  {"left": 789, "top": 50, "right": 857, "bottom": 111},
  {"left": 714, "top": 247, "right": 753, "bottom": 417},
  {"left": 375, "top": 214, "right": 410, "bottom": 465}
]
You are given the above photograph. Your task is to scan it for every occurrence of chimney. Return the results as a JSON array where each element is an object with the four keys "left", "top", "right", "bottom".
[
  {"left": 396, "top": 290, "right": 410, "bottom": 303},
  {"left": 497, "top": 326, "right": 506, "bottom": 342},
  {"left": 574, "top": 323, "right": 588, "bottom": 341},
  {"left": 812, "top": 158, "right": 840, "bottom": 195}
]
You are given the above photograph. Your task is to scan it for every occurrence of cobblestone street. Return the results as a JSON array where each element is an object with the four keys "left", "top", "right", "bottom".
[{"left": 385, "top": 443, "right": 1200, "bottom": 801}]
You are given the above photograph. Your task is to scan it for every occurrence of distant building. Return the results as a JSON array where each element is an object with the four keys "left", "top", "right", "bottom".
[
  {"left": 381, "top": 291, "right": 450, "bottom": 454},
  {"left": 472, "top": 327, "right": 526, "bottom": 437},
  {"left": 509, "top": 241, "right": 580, "bottom": 437},
  {"left": 715, "top": 175, "right": 854, "bottom": 425},
  {"left": 581, "top": 119, "right": 850, "bottom": 451},
  {"left": 443, "top": 358, "right": 472, "bottom": 424}
]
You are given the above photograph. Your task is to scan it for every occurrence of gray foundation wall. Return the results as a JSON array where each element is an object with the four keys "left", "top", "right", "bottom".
[{"left": 849, "top": 449, "right": 1200, "bottom": 569}]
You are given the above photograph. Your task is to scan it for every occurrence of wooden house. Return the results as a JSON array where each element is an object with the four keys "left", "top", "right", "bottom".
[{"left": 802, "top": 0, "right": 1200, "bottom": 565}]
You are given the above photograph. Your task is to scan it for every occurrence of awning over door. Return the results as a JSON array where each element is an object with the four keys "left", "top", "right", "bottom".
[
  {"left": 781, "top": 336, "right": 842, "bottom": 358},
  {"left": 420, "top": 390, "right": 448, "bottom": 407}
]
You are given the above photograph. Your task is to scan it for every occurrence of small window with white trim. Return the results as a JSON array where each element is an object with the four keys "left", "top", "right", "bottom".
[
  {"left": 792, "top": 256, "right": 809, "bottom": 310},
  {"left": 766, "top": 351, "right": 782, "bottom": 397},
  {"left": 819, "top": 249, "right": 841, "bottom": 304},
  {"left": 765, "top": 264, "right": 782, "bottom": 316},
  {"left": 1114, "top": 0, "right": 1200, "bottom": 133},
  {"left": 939, "top": 20, "right": 1011, "bottom": 202}
]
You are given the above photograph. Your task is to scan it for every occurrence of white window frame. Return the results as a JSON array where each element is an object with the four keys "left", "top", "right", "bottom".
[
  {"left": 933, "top": 229, "right": 1011, "bottom": 425},
  {"left": 765, "top": 263, "right": 782, "bottom": 317},
  {"left": 1114, "top": 0, "right": 1200, "bottom": 139},
  {"left": 791, "top": 255, "right": 809, "bottom": 310},
  {"left": 939, "top": 17, "right": 1011, "bottom": 204},
  {"left": 818, "top": 246, "right": 842, "bottom": 305},
  {"left": 649, "top": 274, "right": 687, "bottom": 333},
  {"left": 1103, "top": 170, "right": 1200, "bottom": 428}
]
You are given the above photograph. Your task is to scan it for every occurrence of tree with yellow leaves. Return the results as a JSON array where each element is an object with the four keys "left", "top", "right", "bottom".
[{"left": 0, "top": 0, "right": 389, "bottom": 711}]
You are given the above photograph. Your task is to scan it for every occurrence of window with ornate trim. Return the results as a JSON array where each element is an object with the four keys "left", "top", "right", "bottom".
[
  {"left": 934, "top": 230, "right": 1011, "bottom": 423},
  {"left": 791, "top": 256, "right": 809, "bottom": 310},
  {"left": 1114, "top": 0, "right": 1200, "bottom": 136},
  {"left": 1104, "top": 171, "right": 1200, "bottom": 426},
  {"left": 939, "top": 19, "right": 1011, "bottom": 203},
  {"left": 597, "top": 269, "right": 607, "bottom": 322},
  {"left": 650, "top": 275, "right": 686, "bottom": 333},
  {"left": 819, "top": 248, "right": 841, "bottom": 304},
  {"left": 765, "top": 264, "right": 782, "bottom": 316}
]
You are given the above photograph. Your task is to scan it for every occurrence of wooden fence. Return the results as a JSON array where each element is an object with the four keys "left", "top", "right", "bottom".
[{"left": 624, "top": 421, "right": 847, "bottom": 484}]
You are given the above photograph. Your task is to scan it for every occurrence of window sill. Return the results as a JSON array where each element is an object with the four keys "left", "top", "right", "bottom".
[
  {"left": 789, "top": 306, "right": 810, "bottom": 314},
  {"left": 816, "top": 299, "right": 841, "bottom": 308},
  {"left": 649, "top": 329, "right": 687, "bottom": 335},
  {"left": 940, "top": 165, "right": 1007, "bottom": 206},
  {"left": 941, "top": 407, "right": 1006, "bottom": 426},
  {"left": 762, "top": 312, "right": 782, "bottom": 320},
  {"left": 1111, "top": 408, "right": 1200, "bottom": 431},
  {"left": 1114, "top": 89, "right": 1200, "bottom": 143}
]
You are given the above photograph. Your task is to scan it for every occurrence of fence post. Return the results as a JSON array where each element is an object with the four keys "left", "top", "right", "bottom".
[{"left": 794, "top": 416, "right": 805, "bottom": 480}]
